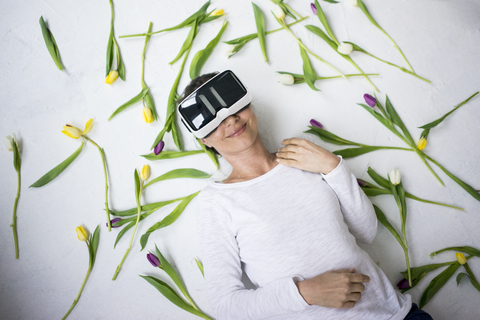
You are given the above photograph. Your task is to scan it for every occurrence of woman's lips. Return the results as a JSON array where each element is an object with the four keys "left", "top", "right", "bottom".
[{"left": 228, "top": 123, "right": 246, "bottom": 138}]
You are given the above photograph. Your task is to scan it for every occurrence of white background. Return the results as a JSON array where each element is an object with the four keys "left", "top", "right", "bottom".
[{"left": 1, "top": 0, "right": 480, "bottom": 319}]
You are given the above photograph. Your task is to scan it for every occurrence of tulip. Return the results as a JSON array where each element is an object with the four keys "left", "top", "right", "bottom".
[
  {"left": 222, "top": 44, "right": 236, "bottom": 58},
  {"left": 76, "top": 226, "right": 88, "bottom": 242},
  {"left": 105, "top": 70, "right": 119, "bottom": 85},
  {"left": 310, "top": 3, "right": 317, "bottom": 15},
  {"left": 278, "top": 74, "right": 295, "bottom": 85},
  {"left": 456, "top": 252, "right": 467, "bottom": 265},
  {"left": 396, "top": 278, "right": 410, "bottom": 290},
  {"left": 346, "top": 0, "right": 358, "bottom": 6},
  {"left": 272, "top": 5, "right": 285, "bottom": 20},
  {"left": 147, "top": 253, "right": 161, "bottom": 268},
  {"left": 4, "top": 136, "right": 13, "bottom": 151},
  {"left": 106, "top": 218, "right": 122, "bottom": 228},
  {"left": 310, "top": 119, "right": 323, "bottom": 129},
  {"left": 154, "top": 141, "right": 165, "bottom": 155},
  {"left": 364, "top": 94, "right": 377, "bottom": 107},
  {"left": 143, "top": 107, "right": 153, "bottom": 123},
  {"left": 357, "top": 179, "right": 366, "bottom": 188},
  {"left": 389, "top": 168, "right": 401, "bottom": 186},
  {"left": 141, "top": 165, "right": 150, "bottom": 181},
  {"left": 210, "top": 9, "right": 224, "bottom": 16},
  {"left": 417, "top": 137, "right": 427, "bottom": 150},
  {"left": 83, "top": 119, "right": 93, "bottom": 135},
  {"left": 337, "top": 42, "right": 354, "bottom": 55},
  {"left": 62, "top": 119, "right": 94, "bottom": 139}
]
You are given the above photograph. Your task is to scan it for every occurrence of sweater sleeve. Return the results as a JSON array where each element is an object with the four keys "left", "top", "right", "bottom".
[
  {"left": 196, "top": 188, "right": 308, "bottom": 320},
  {"left": 321, "top": 157, "right": 377, "bottom": 244}
]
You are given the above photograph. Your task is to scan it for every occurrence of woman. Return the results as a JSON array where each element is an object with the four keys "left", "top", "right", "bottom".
[{"left": 179, "top": 72, "right": 432, "bottom": 320}]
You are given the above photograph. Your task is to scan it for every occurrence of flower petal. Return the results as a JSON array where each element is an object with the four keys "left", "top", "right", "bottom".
[
  {"left": 141, "top": 165, "right": 150, "bottom": 181},
  {"left": 147, "top": 253, "right": 161, "bottom": 268},
  {"left": 154, "top": 141, "right": 165, "bottom": 155},
  {"left": 364, "top": 94, "right": 377, "bottom": 107},
  {"left": 310, "top": 119, "right": 323, "bottom": 129},
  {"left": 456, "top": 252, "right": 467, "bottom": 265},
  {"left": 272, "top": 5, "right": 285, "bottom": 20},
  {"left": 143, "top": 107, "right": 153, "bottom": 123},
  {"left": 4, "top": 136, "right": 13, "bottom": 151},
  {"left": 83, "top": 119, "right": 93, "bottom": 135},
  {"left": 337, "top": 42, "right": 353, "bottom": 55},
  {"left": 62, "top": 125, "right": 83, "bottom": 139},
  {"left": 76, "top": 226, "right": 88, "bottom": 242},
  {"left": 310, "top": 3, "right": 317, "bottom": 15},
  {"left": 105, "top": 70, "right": 119, "bottom": 85},
  {"left": 278, "top": 74, "right": 294, "bottom": 85}
]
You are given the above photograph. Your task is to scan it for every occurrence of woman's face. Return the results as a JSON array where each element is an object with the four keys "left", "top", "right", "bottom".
[{"left": 201, "top": 105, "right": 259, "bottom": 156}]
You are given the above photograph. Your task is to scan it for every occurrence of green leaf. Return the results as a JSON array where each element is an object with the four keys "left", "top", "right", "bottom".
[
  {"left": 357, "top": 0, "right": 382, "bottom": 30},
  {"left": 362, "top": 188, "right": 392, "bottom": 197},
  {"left": 39, "top": 16, "right": 64, "bottom": 70},
  {"left": 322, "top": 0, "right": 339, "bottom": 3},
  {"left": 12, "top": 138, "right": 21, "bottom": 172},
  {"left": 298, "top": 42, "right": 320, "bottom": 91},
  {"left": 140, "top": 191, "right": 200, "bottom": 250},
  {"left": 305, "top": 126, "right": 365, "bottom": 146},
  {"left": 430, "top": 246, "right": 480, "bottom": 258},
  {"left": 373, "top": 205, "right": 406, "bottom": 250},
  {"left": 305, "top": 25, "right": 337, "bottom": 51},
  {"left": 140, "top": 275, "right": 210, "bottom": 319},
  {"left": 197, "top": 138, "right": 219, "bottom": 170},
  {"left": 396, "top": 182, "right": 407, "bottom": 227},
  {"left": 110, "top": 199, "right": 182, "bottom": 217},
  {"left": 142, "top": 150, "right": 205, "bottom": 161},
  {"left": 170, "top": 20, "right": 198, "bottom": 65},
  {"left": 196, "top": 259, "right": 205, "bottom": 277},
  {"left": 134, "top": 169, "right": 140, "bottom": 200},
  {"left": 108, "top": 88, "right": 149, "bottom": 120},
  {"left": 252, "top": 3, "right": 268, "bottom": 63},
  {"left": 30, "top": 142, "right": 85, "bottom": 188},
  {"left": 190, "top": 21, "right": 228, "bottom": 79},
  {"left": 224, "top": 33, "right": 258, "bottom": 45},
  {"left": 343, "top": 41, "right": 368, "bottom": 53},
  {"left": 313, "top": 0, "right": 339, "bottom": 45},
  {"left": 456, "top": 273, "right": 470, "bottom": 286},
  {"left": 90, "top": 225, "right": 100, "bottom": 266},
  {"left": 419, "top": 262, "right": 460, "bottom": 308},
  {"left": 358, "top": 103, "right": 407, "bottom": 143},
  {"left": 171, "top": 116, "right": 184, "bottom": 152},
  {"left": 419, "top": 92, "right": 479, "bottom": 130},
  {"left": 113, "top": 38, "right": 125, "bottom": 81},
  {"left": 144, "top": 169, "right": 211, "bottom": 189},
  {"left": 401, "top": 261, "right": 455, "bottom": 283},
  {"left": 143, "top": 90, "right": 158, "bottom": 121},
  {"left": 106, "top": 35, "right": 114, "bottom": 76},
  {"left": 385, "top": 95, "right": 415, "bottom": 145},
  {"left": 367, "top": 167, "right": 390, "bottom": 189},
  {"left": 334, "top": 146, "right": 396, "bottom": 158},
  {"left": 161, "top": 1, "right": 210, "bottom": 33}
]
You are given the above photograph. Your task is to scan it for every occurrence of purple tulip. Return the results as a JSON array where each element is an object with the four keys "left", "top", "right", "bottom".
[
  {"left": 310, "top": 3, "right": 317, "bottom": 15},
  {"left": 364, "top": 94, "right": 377, "bottom": 107},
  {"left": 147, "top": 253, "right": 161, "bottom": 268},
  {"left": 106, "top": 218, "right": 122, "bottom": 228},
  {"left": 154, "top": 141, "right": 165, "bottom": 155},
  {"left": 309, "top": 119, "right": 323, "bottom": 129},
  {"left": 357, "top": 179, "right": 366, "bottom": 188},
  {"left": 396, "top": 278, "right": 410, "bottom": 290}
]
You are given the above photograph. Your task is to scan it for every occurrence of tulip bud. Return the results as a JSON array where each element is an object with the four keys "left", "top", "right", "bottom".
[
  {"left": 76, "top": 226, "right": 88, "bottom": 242},
  {"left": 389, "top": 168, "right": 401, "bottom": 186},
  {"left": 310, "top": 3, "right": 317, "bottom": 15},
  {"left": 278, "top": 74, "right": 294, "bottom": 85},
  {"left": 364, "top": 94, "right": 377, "bottom": 107},
  {"left": 210, "top": 9, "right": 224, "bottom": 16},
  {"left": 396, "top": 278, "right": 410, "bottom": 290},
  {"left": 147, "top": 253, "right": 161, "bottom": 268},
  {"left": 222, "top": 44, "right": 236, "bottom": 58},
  {"left": 272, "top": 5, "right": 286, "bottom": 20},
  {"left": 309, "top": 119, "right": 323, "bottom": 129},
  {"left": 107, "top": 218, "right": 122, "bottom": 228},
  {"left": 105, "top": 70, "right": 119, "bottom": 85},
  {"left": 141, "top": 165, "right": 150, "bottom": 181},
  {"left": 62, "top": 125, "right": 83, "bottom": 139},
  {"left": 337, "top": 42, "right": 353, "bottom": 55},
  {"left": 143, "top": 107, "right": 153, "bottom": 123},
  {"left": 4, "top": 136, "right": 13, "bottom": 151},
  {"left": 154, "top": 141, "right": 165, "bottom": 155},
  {"left": 346, "top": 0, "right": 358, "bottom": 6},
  {"left": 417, "top": 137, "right": 427, "bottom": 150},
  {"left": 456, "top": 252, "right": 467, "bottom": 265},
  {"left": 357, "top": 179, "right": 366, "bottom": 188},
  {"left": 83, "top": 119, "right": 93, "bottom": 135}
]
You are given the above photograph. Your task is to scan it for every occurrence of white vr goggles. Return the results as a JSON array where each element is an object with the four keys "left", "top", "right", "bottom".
[{"left": 178, "top": 70, "right": 252, "bottom": 139}]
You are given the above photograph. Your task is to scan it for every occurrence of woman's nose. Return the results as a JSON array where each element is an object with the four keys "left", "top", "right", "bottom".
[{"left": 223, "top": 114, "right": 239, "bottom": 127}]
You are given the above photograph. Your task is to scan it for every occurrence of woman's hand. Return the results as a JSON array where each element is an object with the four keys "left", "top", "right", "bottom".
[
  {"left": 276, "top": 138, "right": 340, "bottom": 174},
  {"left": 295, "top": 269, "right": 370, "bottom": 308}
]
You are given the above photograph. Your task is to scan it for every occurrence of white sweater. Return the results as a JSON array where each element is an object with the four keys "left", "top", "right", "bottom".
[{"left": 196, "top": 159, "right": 411, "bottom": 320}]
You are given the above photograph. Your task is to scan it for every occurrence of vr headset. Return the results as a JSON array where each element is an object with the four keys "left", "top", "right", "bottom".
[{"left": 178, "top": 70, "right": 252, "bottom": 139}]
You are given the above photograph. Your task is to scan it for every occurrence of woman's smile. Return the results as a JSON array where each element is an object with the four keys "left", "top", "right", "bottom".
[{"left": 227, "top": 123, "right": 247, "bottom": 138}]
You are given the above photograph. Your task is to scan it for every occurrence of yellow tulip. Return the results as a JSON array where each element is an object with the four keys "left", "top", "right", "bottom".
[
  {"left": 417, "top": 137, "right": 427, "bottom": 150},
  {"left": 62, "top": 125, "right": 83, "bottom": 139},
  {"left": 210, "top": 9, "right": 224, "bottom": 16},
  {"left": 143, "top": 107, "right": 153, "bottom": 123},
  {"left": 76, "top": 226, "right": 88, "bottom": 242},
  {"left": 456, "top": 252, "right": 467, "bottom": 265},
  {"left": 105, "top": 70, "right": 119, "bottom": 85},
  {"left": 141, "top": 165, "right": 150, "bottom": 181}
]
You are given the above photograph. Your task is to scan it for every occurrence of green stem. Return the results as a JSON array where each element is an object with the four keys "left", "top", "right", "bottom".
[
  {"left": 112, "top": 181, "right": 144, "bottom": 280},
  {"left": 85, "top": 137, "right": 111, "bottom": 231},
  {"left": 314, "top": 73, "right": 379, "bottom": 80},
  {"left": 346, "top": 58, "right": 379, "bottom": 92},
  {"left": 62, "top": 244, "right": 92, "bottom": 320},
  {"left": 380, "top": 29, "right": 414, "bottom": 73},
  {"left": 403, "top": 244, "right": 412, "bottom": 287},
  {"left": 464, "top": 263, "right": 480, "bottom": 292},
  {"left": 363, "top": 52, "right": 430, "bottom": 83},
  {"left": 11, "top": 169, "right": 21, "bottom": 259},
  {"left": 413, "top": 149, "right": 444, "bottom": 186},
  {"left": 266, "top": 16, "right": 308, "bottom": 35},
  {"left": 141, "top": 23, "right": 153, "bottom": 88},
  {"left": 281, "top": 20, "right": 345, "bottom": 78},
  {"left": 284, "top": 3, "right": 304, "bottom": 20},
  {"left": 405, "top": 193, "right": 463, "bottom": 211}
]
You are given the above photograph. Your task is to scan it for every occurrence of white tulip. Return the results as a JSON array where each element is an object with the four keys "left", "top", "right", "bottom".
[
  {"left": 272, "top": 5, "right": 286, "bottom": 20},
  {"left": 4, "top": 135, "right": 13, "bottom": 151},
  {"left": 337, "top": 42, "right": 353, "bottom": 55},
  {"left": 389, "top": 168, "right": 401, "bottom": 186},
  {"left": 222, "top": 44, "right": 236, "bottom": 58},
  {"left": 278, "top": 74, "right": 295, "bottom": 85},
  {"left": 346, "top": 0, "right": 358, "bottom": 7}
]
